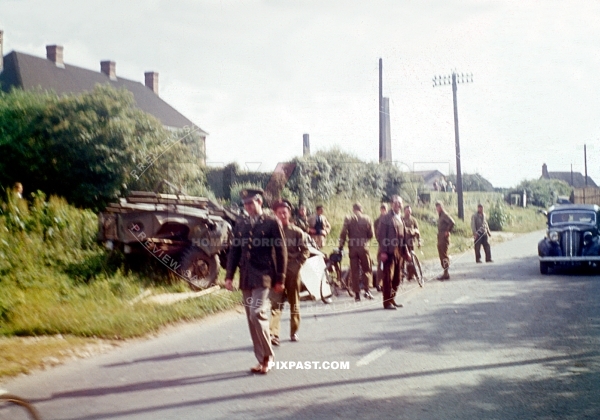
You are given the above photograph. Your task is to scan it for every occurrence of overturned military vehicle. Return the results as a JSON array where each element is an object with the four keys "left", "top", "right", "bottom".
[{"left": 98, "top": 184, "right": 237, "bottom": 290}]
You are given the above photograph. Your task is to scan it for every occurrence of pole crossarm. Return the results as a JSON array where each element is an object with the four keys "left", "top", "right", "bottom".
[{"left": 433, "top": 72, "right": 473, "bottom": 87}]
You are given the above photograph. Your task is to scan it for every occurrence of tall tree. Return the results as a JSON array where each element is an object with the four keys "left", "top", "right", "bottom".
[{"left": 0, "top": 86, "right": 203, "bottom": 210}]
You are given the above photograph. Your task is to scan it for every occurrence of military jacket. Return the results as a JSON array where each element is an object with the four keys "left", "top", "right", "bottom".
[
  {"left": 338, "top": 211, "right": 374, "bottom": 249},
  {"left": 226, "top": 213, "right": 287, "bottom": 290},
  {"left": 403, "top": 215, "right": 420, "bottom": 246},
  {"left": 471, "top": 212, "right": 490, "bottom": 237},
  {"left": 437, "top": 211, "right": 455, "bottom": 240},
  {"left": 374, "top": 215, "right": 383, "bottom": 236},
  {"left": 294, "top": 216, "right": 310, "bottom": 233},
  {"left": 283, "top": 224, "right": 310, "bottom": 272},
  {"left": 377, "top": 210, "right": 406, "bottom": 255}
]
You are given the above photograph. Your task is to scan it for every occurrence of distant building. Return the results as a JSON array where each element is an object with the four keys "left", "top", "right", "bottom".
[
  {"left": 413, "top": 170, "right": 446, "bottom": 191},
  {"left": 541, "top": 163, "right": 597, "bottom": 188},
  {"left": 0, "top": 30, "right": 207, "bottom": 163}
]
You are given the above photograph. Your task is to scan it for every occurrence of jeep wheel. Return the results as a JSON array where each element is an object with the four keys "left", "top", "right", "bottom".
[
  {"left": 179, "top": 248, "right": 219, "bottom": 290},
  {"left": 540, "top": 262, "right": 550, "bottom": 275}
]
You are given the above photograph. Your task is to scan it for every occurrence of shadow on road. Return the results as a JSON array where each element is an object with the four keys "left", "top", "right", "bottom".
[
  {"left": 51, "top": 351, "right": 599, "bottom": 420},
  {"left": 102, "top": 345, "right": 253, "bottom": 368}
]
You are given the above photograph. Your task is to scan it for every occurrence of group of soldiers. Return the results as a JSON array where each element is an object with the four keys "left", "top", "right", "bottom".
[{"left": 224, "top": 188, "right": 493, "bottom": 374}]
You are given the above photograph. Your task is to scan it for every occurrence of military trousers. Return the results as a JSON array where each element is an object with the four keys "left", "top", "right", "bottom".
[
  {"left": 269, "top": 267, "right": 301, "bottom": 338},
  {"left": 474, "top": 233, "right": 492, "bottom": 262},
  {"left": 405, "top": 244, "right": 418, "bottom": 280},
  {"left": 243, "top": 288, "right": 274, "bottom": 364},
  {"left": 380, "top": 251, "right": 402, "bottom": 307},
  {"left": 437, "top": 236, "right": 451, "bottom": 270},
  {"left": 349, "top": 247, "right": 373, "bottom": 294},
  {"left": 375, "top": 254, "right": 383, "bottom": 289}
]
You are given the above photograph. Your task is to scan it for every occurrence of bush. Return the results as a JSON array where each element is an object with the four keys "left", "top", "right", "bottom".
[
  {"left": 509, "top": 178, "right": 572, "bottom": 208},
  {"left": 488, "top": 201, "right": 511, "bottom": 231}
]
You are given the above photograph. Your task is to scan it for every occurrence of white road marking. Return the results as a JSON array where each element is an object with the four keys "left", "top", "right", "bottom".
[
  {"left": 453, "top": 295, "right": 470, "bottom": 304},
  {"left": 356, "top": 346, "right": 391, "bottom": 367}
]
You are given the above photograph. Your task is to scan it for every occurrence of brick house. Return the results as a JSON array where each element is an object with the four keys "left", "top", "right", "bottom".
[
  {"left": 541, "top": 163, "right": 597, "bottom": 188},
  {"left": 0, "top": 30, "right": 207, "bottom": 163}
]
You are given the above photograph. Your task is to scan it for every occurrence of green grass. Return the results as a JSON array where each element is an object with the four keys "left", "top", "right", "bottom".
[{"left": 0, "top": 192, "right": 242, "bottom": 339}]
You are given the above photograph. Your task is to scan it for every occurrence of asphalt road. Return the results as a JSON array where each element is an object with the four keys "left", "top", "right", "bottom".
[{"left": 2, "top": 231, "right": 600, "bottom": 420}]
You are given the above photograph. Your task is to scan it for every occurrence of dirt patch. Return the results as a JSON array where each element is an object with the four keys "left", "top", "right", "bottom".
[{"left": 0, "top": 335, "right": 124, "bottom": 381}]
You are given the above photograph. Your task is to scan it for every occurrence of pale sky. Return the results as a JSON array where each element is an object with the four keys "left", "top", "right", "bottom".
[{"left": 1, "top": 0, "right": 599, "bottom": 188}]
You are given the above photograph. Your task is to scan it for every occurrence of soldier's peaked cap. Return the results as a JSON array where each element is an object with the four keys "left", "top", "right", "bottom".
[
  {"left": 272, "top": 199, "right": 293, "bottom": 211},
  {"left": 240, "top": 188, "right": 264, "bottom": 203}
]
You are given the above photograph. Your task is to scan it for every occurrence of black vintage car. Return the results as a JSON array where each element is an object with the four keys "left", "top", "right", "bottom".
[{"left": 538, "top": 204, "right": 600, "bottom": 274}]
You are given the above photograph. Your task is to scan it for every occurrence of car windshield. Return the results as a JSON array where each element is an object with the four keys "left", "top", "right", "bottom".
[{"left": 550, "top": 211, "right": 596, "bottom": 225}]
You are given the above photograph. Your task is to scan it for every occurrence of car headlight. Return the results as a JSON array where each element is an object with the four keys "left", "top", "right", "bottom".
[{"left": 549, "top": 231, "right": 559, "bottom": 242}]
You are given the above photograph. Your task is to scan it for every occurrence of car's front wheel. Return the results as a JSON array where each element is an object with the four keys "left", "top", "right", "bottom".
[
  {"left": 540, "top": 261, "right": 550, "bottom": 275},
  {"left": 179, "top": 248, "right": 219, "bottom": 290}
]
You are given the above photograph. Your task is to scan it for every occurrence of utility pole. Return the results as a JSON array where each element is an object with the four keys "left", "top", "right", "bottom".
[
  {"left": 584, "top": 144, "right": 588, "bottom": 186},
  {"left": 379, "top": 58, "right": 383, "bottom": 163},
  {"left": 433, "top": 71, "right": 473, "bottom": 220}
]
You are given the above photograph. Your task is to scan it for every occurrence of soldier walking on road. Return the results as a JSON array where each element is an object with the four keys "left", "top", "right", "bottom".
[
  {"left": 435, "top": 201, "right": 455, "bottom": 281},
  {"left": 225, "top": 188, "right": 287, "bottom": 374},
  {"left": 471, "top": 204, "right": 493, "bottom": 263},
  {"left": 339, "top": 202, "right": 374, "bottom": 302},
  {"left": 308, "top": 205, "right": 331, "bottom": 249},
  {"left": 373, "top": 203, "right": 388, "bottom": 292},
  {"left": 377, "top": 195, "right": 407, "bottom": 310},
  {"left": 270, "top": 200, "right": 310, "bottom": 345}
]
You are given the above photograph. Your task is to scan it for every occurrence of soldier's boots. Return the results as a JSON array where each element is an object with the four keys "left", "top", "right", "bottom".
[{"left": 437, "top": 270, "right": 450, "bottom": 281}]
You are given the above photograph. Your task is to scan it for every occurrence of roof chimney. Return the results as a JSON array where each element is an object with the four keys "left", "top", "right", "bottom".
[
  {"left": 542, "top": 163, "right": 549, "bottom": 178},
  {"left": 144, "top": 71, "right": 158, "bottom": 95},
  {"left": 0, "top": 30, "right": 4, "bottom": 73},
  {"left": 100, "top": 60, "right": 117, "bottom": 80},
  {"left": 303, "top": 134, "right": 310, "bottom": 156},
  {"left": 46, "top": 45, "right": 64, "bottom": 68}
]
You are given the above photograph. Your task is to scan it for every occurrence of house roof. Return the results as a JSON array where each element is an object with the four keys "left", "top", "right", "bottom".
[
  {"left": 0, "top": 50, "right": 207, "bottom": 134},
  {"left": 413, "top": 170, "right": 445, "bottom": 183},
  {"left": 544, "top": 171, "right": 597, "bottom": 188}
]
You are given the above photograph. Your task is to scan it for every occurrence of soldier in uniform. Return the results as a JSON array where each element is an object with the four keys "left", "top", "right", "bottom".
[
  {"left": 377, "top": 195, "right": 407, "bottom": 310},
  {"left": 373, "top": 204, "right": 388, "bottom": 291},
  {"left": 308, "top": 205, "right": 331, "bottom": 249},
  {"left": 338, "top": 202, "right": 374, "bottom": 301},
  {"left": 269, "top": 199, "right": 310, "bottom": 345},
  {"left": 435, "top": 201, "right": 455, "bottom": 281},
  {"left": 403, "top": 205, "right": 421, "bottom": 280},
  {"left": 294, "top": 204, "right": 310, "bottom": 233},
  {"left": 471, "top": 204, "right": 493, "bottom": 263},
  {"left": 225, "top": 188, "right": 287, "bottom": 374}
]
